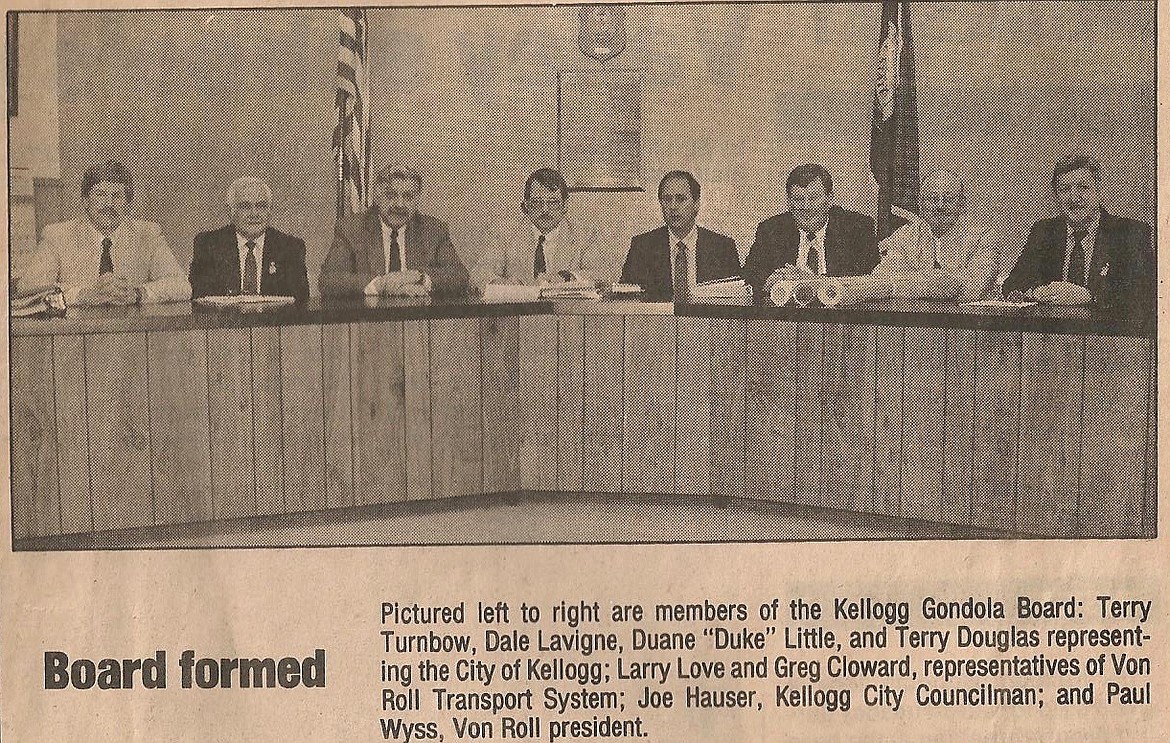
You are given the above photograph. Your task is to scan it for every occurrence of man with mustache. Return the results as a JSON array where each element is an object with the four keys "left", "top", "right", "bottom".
[
  {"left": 320, "top": 166, "right": 470, "bottom": 297},
  {"left": 1003, "top": 156, "right": 1154, "bottom": 312},
  {"left": 620, "top": 170, "right": 741, "bottom": 301},
  {"left": 472, "top": 168, "right": 601, "bottom": 291},
  {"left": 20, "top": 161, "right": 190, "bottom": 305},
  {"left": 875, "top": 168, "right": 1001, "bottom": 301},
  {"left": 189, "top": 177, "right": 309, "bottom": 303},
  {"left": 742, "top": 164, "right": 879, "bottom": 301}
]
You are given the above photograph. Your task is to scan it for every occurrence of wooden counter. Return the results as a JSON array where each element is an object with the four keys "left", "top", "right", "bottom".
[{"left": 10, "top": 297, "right": 1155, "bottom": 541}]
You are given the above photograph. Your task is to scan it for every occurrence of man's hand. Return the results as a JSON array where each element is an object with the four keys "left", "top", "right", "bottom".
[
  {"left": 381, "top": 270, "right": 424, "bottom": 289},
  {"left": 77, "top": 273, "right": 136, "bottom": 305},
  {"left": 1031, "top": 281, "right": 1092, "bottom": 306},
  {"left": 763, "top": 264, "right": 815, "bottom": 292}
]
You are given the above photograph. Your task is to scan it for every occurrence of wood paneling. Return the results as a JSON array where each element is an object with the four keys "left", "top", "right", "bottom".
[
  {"left": 622, "top": 315, "right": 676, "bottom": 494},
  {"left": 148, "top": 330, "right": 212, "bottom": 526},
  {"left": 557, "top": 316, "right": 585, "bottom": 492},
  {"left": 872, "top": 326, "right": 903, "bottom": 516},
  {"left": 1080, "top": 335, "right": 1148, "bottom": 537},
  {"left": 1016, "top": 332, "right": 1082, "bottom": 536},
  {"left": 517, "top": 315, "right": 559, "bottom": 491},
  {"left": 821, "top": 323, "right": 878, "bottom": 514},
  {"left": 11, "top": 336, "right": 59, "bottom": 539},
  {"left": 208, "top": 327, "right": 255, "bottom": 520},
  {"left": 322, "top": 323, "right": 355, "bottom": 508},
  {"left": 970, "top": 330, "right": 1021, "bottom": 530},
  {"left": 430, "top": 318, "right": 483, "bottom": 499},
  {"left": 54, "top": 335, "right": 91, "bottom": 534},
  {"left": 403, "top": 320, "right": 432, "bottom": 501},
  {"left": 742, "top": 319, "right": 797, "bottom": 503},
  {"left": 940, "top": 328, "right": 977, "bottom": 526},
  {"left": 350, "top": 321, "right": 407, "bottom": 506},
  {"left": 86, "top": 333, "right": 152, "bottom": 531},
  {"left": 675, "top": 317, "right": 713, "bottom": 496},
  {"left": 281, "top": 325, "right": 327, "bottom": 513},
  {"left": 793, "top": 322, "right": 826, "bottom": 506},
  {"left": 708, "top": 319, "right": 746, "bottom": 499},
  {"left": 582, "top": 315, "right": 625, "bottom": 493},
  {"left": 482, "top": 316, "right": 521, "bottom": 493},
  {"left": 251, "top": 327, "right": 284, "bottom": 516},
  {"left": 899, "top": 327, "right": 947, "bottom": 522}
]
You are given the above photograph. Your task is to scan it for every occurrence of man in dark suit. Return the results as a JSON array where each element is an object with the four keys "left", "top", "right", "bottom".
[
  {"left": 1003, "top": 156, "right": 1153, "bottom": 314},
  {"left": 620, "top": 171, "right": 740, "bottom": 301},
  {"left": 742, "top": 164, "right": 880, "bottom": 300},
  {"left": 190, "top": 177, "right": 309, "bottom": 303},
  {"left": 320, "top": 167, "right": 470, "bottom": 297}
]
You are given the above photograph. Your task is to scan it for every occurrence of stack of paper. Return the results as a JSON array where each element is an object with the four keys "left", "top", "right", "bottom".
[
  {"left": 689, "top": 277, "right": 750, "bottom": 299},
  {"left": 194, "top": 295, "right": 296, "bottom": 308},
  {"left": 540, "top": 280, "right": 601, "bottom": 300},
  {"left": 817, "top": 276, "right": 895, "bottom": 307}
]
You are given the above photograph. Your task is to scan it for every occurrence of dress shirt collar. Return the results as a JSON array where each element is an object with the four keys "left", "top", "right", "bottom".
[
  {"left": 669, "top": 224, "right": 698, "bottom": 250},
  {"left": 1067, "top": 210, "right": 1101, "bottom": 240},
  {"left": 533, "top": 222, "right": 562, "bottom": 243}
]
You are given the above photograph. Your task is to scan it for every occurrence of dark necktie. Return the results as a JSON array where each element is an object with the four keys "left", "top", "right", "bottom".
[
  {"left": 534, "top": 235, "right": 547, "bottom": 278},
  {"left": 389, "top": 227, "right": 402, "bottom": 272},
  {"left": 243, "top": 240, "right": 258, "bottom": 295},
  {"left": 1069, "top": 230, "right": 1088, "bottom": 286},
  {"left": 99, "top": 237, "right": 113, "bottom": 275},
  {"left": 674, "top": 240, "right": 688, "bottom": 302},
  {"left": 806, "top": 231, "right": 819, "bottom": 274}
]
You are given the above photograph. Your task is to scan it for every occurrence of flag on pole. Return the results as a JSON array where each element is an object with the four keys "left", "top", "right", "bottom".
[
  {"left": 335, "top": 9, "right": 371, "bottom": 219},
  {"left": 870, "top": 0, "right": 919, "bottom": 240}
]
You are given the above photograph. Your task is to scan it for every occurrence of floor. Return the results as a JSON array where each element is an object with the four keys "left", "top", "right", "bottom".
[{"left": 15, "top": 492, "right": 1021, "bottom": 550}]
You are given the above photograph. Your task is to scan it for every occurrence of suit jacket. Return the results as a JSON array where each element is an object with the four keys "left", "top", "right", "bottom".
[
  {"left": 20, "top": 218, "right": 191, "bottom": 304},
  {"left": 619, "top": 226, "right": 741, "bottom": 300},
  {"left": 190, "top": 225, "right": 309, "bottom": 303},
  {"left": 1003, "top": 211, "right": 1154, "bottom": 314},
  {"left": 320, "top": 209, "right": 471, "bottom": 296},
  {"left": 472, "top": 217, "right": 601, "bottom": 290},
  {"left": 742, "top": 206, "right": 880, "bottom": 298}
]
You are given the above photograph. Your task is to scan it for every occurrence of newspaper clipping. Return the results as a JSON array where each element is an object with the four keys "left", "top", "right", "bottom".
[{"left": 2, "top": 1, "right": 1165, "bottom": 740}]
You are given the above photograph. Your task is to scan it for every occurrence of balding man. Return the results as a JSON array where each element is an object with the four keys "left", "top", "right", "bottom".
[
  {"left": 190, "top": 177, "right": 310, "bottom": 302},
  {"left": 875, "top": 169, "right": 1001, "bottom": 301}
]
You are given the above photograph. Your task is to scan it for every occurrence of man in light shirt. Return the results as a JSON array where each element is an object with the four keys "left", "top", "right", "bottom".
[
  {"left": 189, "top": 177, "right": 309, "bottom": 303},
  {"left": 320, "top": 167, "right": 470, "bottom": 297},
  {"left": 620, "top": 171, "right": 740, "bottom": 301},
  {"left": 742, "top": 164, "right": 879, "bottom": 301},
  {"left": 875, "top": 168, "right": 1001, "bottom": 301},
  {"left": 20, "top": 161, "right": 190, "bottom": 305},
  {"left": 472, "top": 168, "right": 600, "bottom": 291},
  {"left": 1003, "top": 156, "right": 1153, "bottom": 312}
]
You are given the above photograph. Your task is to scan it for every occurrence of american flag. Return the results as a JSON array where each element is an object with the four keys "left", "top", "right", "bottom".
[
  {"left": 870, "top": 0, "right": 920, "bottom": 240},
  {"left": 335, "top": 10, "right": 371, "bottom": 218}
]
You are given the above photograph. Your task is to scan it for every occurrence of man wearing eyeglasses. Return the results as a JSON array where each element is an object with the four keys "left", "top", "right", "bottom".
[
  {"left": 472, "top": 168, "right": 600, "bottom": 291},
  {"left": 320, "top": 166, "right": 470, "bottom": 297},
  {"left": 20, "top": 160, "right": 190, "bottom": 305}
]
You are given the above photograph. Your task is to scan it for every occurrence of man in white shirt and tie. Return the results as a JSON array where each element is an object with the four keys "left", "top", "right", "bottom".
[
  {"left": 472, "top": 168, "right": 600, "bottom": 291},
  {"left": 20, "top": 161, "right": 190, "bottom": 305}
]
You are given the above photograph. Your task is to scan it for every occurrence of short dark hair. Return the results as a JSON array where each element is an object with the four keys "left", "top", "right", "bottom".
[
  {"left": 525, "top": 168, "right": 568, "bottom": 201},
  {"left": 658, "top": 171, "right": 700, "bottom": 201},
  {"left": 1052, "top": 156, "right": 1101, "bottom": 191},
  {"left": 82, "top": 161, "right": 133, "bottom": 202},
  {"left": 786, "top": 164, "right": 833, "bottom": 197},
  {"left": 374, "top": 167, "right": 423, "bottom": 191}
]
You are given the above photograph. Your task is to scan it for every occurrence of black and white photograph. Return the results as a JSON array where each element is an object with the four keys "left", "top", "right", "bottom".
[{"left": 8, "top": 2, "right": 1156, "bottom": 550}]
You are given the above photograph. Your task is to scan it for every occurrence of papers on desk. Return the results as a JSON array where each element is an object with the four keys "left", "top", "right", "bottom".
[
  {"left": 609, "top": 283, "right": 643, "bottom": 295},
  {"left": 482, "top": 281, "right": 601, "bottom": 302},
  {"left": 11, "top": 285, "right": 66, "bottom": 317},
  {"left": 688, "top": 277, "right": 750, "bottom": 300},
  {"left": 961, "top": 299, "right": 1038, "bottom": 308},
  {"left": 195, "top": 295, "right": 296, "bottom": 308}
]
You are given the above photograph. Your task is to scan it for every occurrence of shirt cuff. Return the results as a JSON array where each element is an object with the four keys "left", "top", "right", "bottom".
[
  {"left": 363, "top": 276, "right": 381, "bottom": 296},
  {"left": 138, "top": 284, "right": 154, "bottom": 304},
  {"left": 63, "top": 286, "right": 81, "bottom": 306},
  {"left": 421, "top": 273, "right": 433, "bottom": 292}
]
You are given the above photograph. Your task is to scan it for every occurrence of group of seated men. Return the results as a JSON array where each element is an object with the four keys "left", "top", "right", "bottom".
[{"left": 17, "top": 156, "right": 1154, "bottom": 315}]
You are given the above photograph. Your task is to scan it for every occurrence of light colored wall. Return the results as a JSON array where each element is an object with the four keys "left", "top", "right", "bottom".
[{"left": 40, "top": 3, "right": 1154, "bottom": 289}]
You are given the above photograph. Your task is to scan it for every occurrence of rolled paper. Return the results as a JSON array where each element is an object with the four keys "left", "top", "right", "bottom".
[
  {"left": 791, "top": 280, "right": 820, "bottom": 307},
  {"left": 770, "top": 280, "right": 796, "bottom": 306},
  {"left": 888, "top": 270, "right": 963, "bottom": 300},
  {"left": 818, "top": 276, "right": 894, "bottom": 307}
]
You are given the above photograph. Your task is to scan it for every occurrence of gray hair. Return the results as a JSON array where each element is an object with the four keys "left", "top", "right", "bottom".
[{"left": 226, "top": 177, "right": 274, "bottom": 206}]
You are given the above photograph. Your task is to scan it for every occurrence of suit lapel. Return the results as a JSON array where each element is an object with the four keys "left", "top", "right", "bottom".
[
  {"left": 1087, "top": 213, "right": 1113, "bottom": 294},
  {"left": 823, "top": 208, "right": 839, "bottom": 275},
  {"left": 258, "top": 228, "right": 275, "bottom": 294},
  {"left": 223, "top": 230, "right": 242, "bottom": 293}
]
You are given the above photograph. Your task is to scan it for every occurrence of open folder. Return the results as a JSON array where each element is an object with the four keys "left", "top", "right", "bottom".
[{"left": 688, "top": 276, "right": 750, "bottom": 299}]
